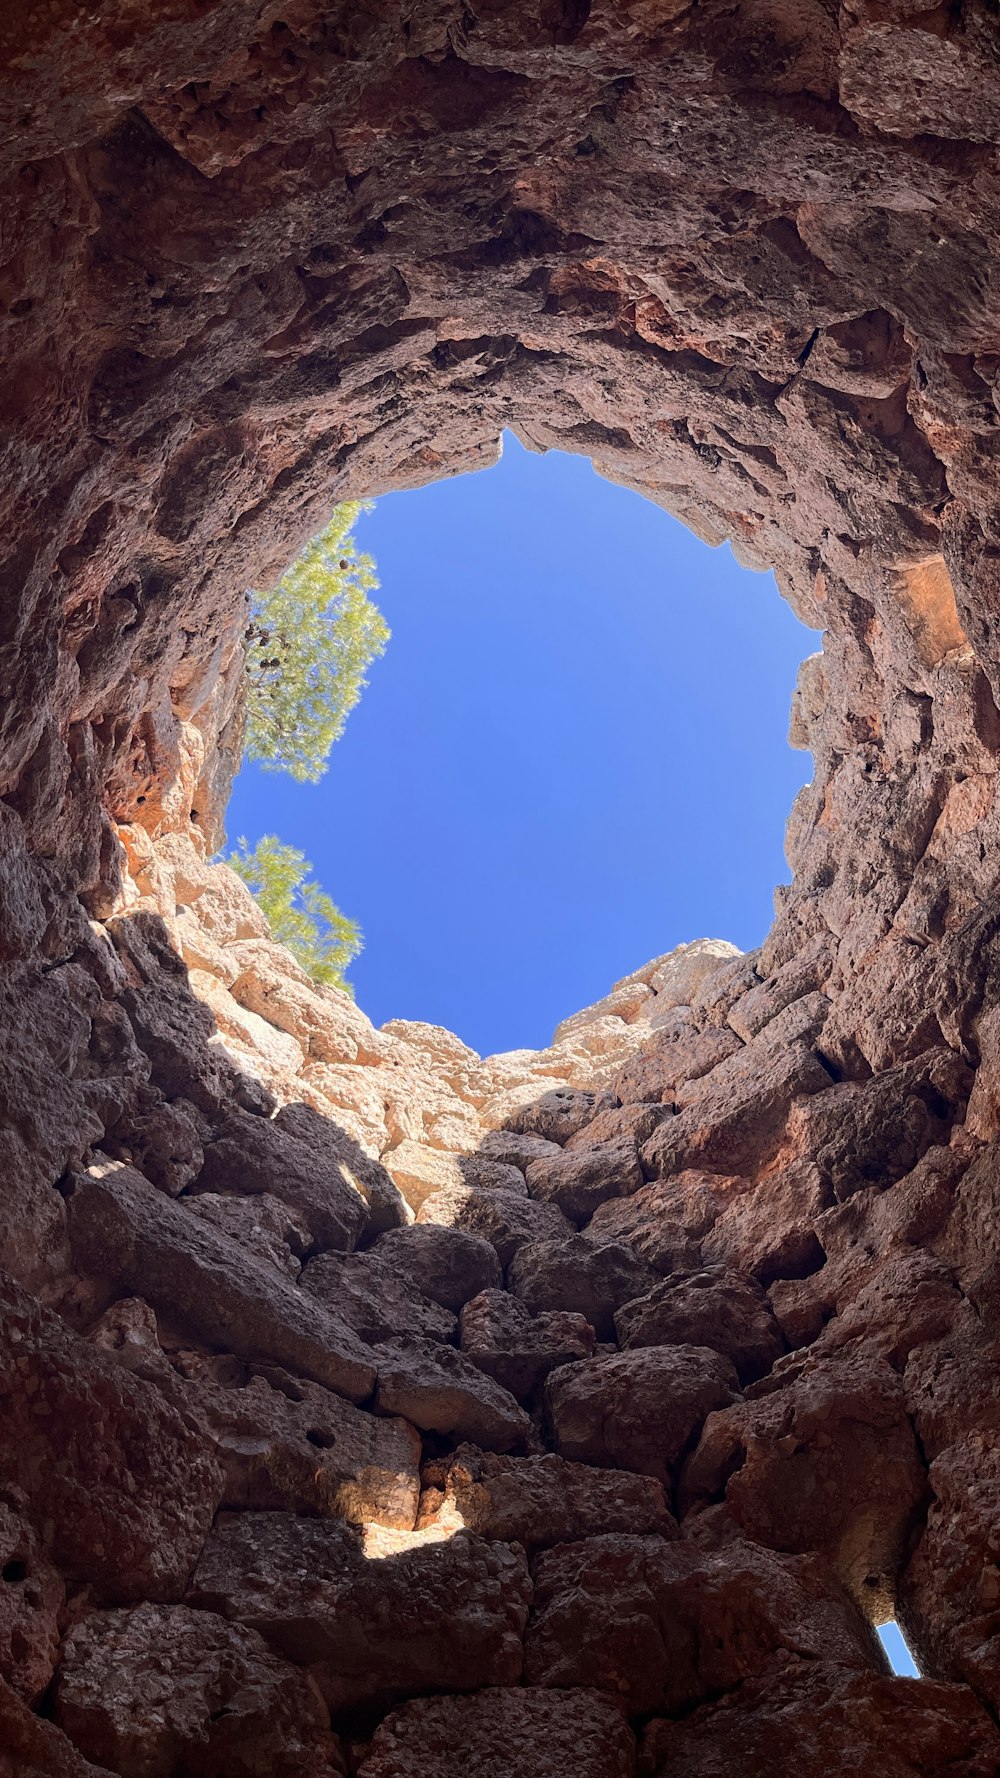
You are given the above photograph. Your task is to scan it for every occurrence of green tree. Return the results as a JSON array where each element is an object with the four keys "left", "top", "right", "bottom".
[
  {"left": 229, "top": 835, "right": 362, "bottom": 995},
  {"left": 244, "top": 502, "right": 389, "bottom": 783}
]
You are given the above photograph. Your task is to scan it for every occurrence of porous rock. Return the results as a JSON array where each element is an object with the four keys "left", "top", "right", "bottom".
[
  {"left": 187, "top": 1513, "right": 530, "bottom": 1711},
  {"left": 358, "top": 1687, "right": 635, "bottom": 1778}
]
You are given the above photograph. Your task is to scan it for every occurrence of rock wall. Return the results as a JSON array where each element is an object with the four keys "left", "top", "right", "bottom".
[{"left": 5, "top": 3, "right": 1000, "bottom": 1774}]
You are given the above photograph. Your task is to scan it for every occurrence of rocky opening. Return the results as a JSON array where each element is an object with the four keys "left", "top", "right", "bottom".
[{"left": 3, "top": 5, "right": 1000, "bottom": 1775}]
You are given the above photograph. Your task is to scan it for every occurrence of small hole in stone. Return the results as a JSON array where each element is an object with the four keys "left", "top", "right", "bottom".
[
  {"left": 877, "top": 1620, "right": 920, "bottom": 1677},
  {"left": 306, "top": 1428, "right": 337, "bottom": 1448},
  {"left": 2, "top": 1559, "right": 28, "bottom": 1584}
]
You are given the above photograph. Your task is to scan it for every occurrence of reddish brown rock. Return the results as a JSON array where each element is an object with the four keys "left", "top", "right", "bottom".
[
  {"left": 187, "top": 1513, "right": 530, "bottom": 1711},
  {"left": 460, "top": 1290, "right": 595, "bottom": 1401},
  {"left": 419, "top": 1446, "right": 675, "bottom": 1551},
  {"left": 417, "top": 1182, "right": 573, "bottom": 1264},
  {"left": 525, "top": 1135, "right": 644, "bottom": 1222},
  {"left": 477, "top": 1130, "right": 563, "bottom": 1172},
  {"left": 183, "top": 1191, "right": 310, "bottom": 1278},
  {"left": 614, "top": 1266, "right": 785, "bottom": 1383},
  {"left": 586, "top": 1171, "right": 744, "bottom": 1275},
  {"left": 7, "top": 3, "right": 1000, "bottom": 1769},
  {"left": 66, "top": 1160, "right": 377, "bottom": 1403},
  {"left": 375, "top": 1338, "right": 533, "bottom": 1452},
  {"left": 525, "top": 1537, "right": 881, "bottom": 1714},
  {"left": 0, "top": 1491, "right": 63, "bottom": 1705},
  {"left": 682, "top": 1352, "right": 927, "bottom": 1617},
  {"left": 359, "top": 1687, "right": 635, "bottom": 1778},
  {"left": 370, "top": 1223, "right": 502, "bottom": 1312},
  {"left": 504, "top": 1090, "right": 597, "bottom": 1145},
  {"left": 0, "top": 1675, "right": 114, "bottom": 1778},
  {"left": 301, "top": 1248, "right": 457, "bottom": 1346},
  {"left": 272, "top": 1103, "right": 409, "bottom": 1235},
  {"left": 546, "top": 1347, "right": 738, "bottom": 1486},
  {"left": 55, "top": 1603, "right": 344, "bottom": 1777},
  {"left": 508, "top": 1236, "right": 656, "bottom": 1339},
  {"left": 194, "top": 1107, "right": 371, "bottom": 1250},
  {"left": 613, "top": 1027, "right": 742, "bottom": 1106},
  {"left": 641, "top": 1037, "right": 831, "bottom": 1180},
  {"left": 640, "top": 1666, "right": 1000, "bottom": 1778},
  {"left": 898, "top": 1435, "right": 1000, "bottom": 1707},
  {"left": 0, "top": 1274, "right": 221, "bottom": 1605}
]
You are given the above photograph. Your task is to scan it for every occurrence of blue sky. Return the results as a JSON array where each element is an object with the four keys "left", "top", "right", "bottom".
[{"left": 227, "top": 433, "right": 819, "bottom": 1056}]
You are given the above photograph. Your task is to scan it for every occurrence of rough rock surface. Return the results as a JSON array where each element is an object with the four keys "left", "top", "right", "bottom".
[{"left": 5, "top": 6, "right": 1000, "bottom": 1772}]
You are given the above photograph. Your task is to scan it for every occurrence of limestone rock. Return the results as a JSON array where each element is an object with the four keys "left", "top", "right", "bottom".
[{"left": 384, "top": 1142, "right": 525, "bottom": 1213}]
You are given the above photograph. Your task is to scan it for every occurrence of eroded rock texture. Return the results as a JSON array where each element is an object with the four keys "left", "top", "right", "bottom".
[{"left": 4, "top": 3, "right": 1000, "bottom": 1774}]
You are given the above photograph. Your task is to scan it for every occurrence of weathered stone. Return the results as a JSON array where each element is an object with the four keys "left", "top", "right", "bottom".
[
  {"left": 67, "top": 1159, "right": 376, "bottom": 1403},
  {"left": 586, "top": 1171, "right": 743, "bottom": 1275},
  {"left": 359, "top": 1687, "right": 635, "bottom": 1778},
  {"left": 640, "top": 1666, "right": 1000, "bottom": 1778},
  {"left": 503, "top": 1089, "right": 597, "bottom": 1145},
  {"left": 460, "top": 1290, "right": 595, "bottom": 1400},
  {"left": 509, "top": 1236, "right": 656, "bottom": 1339},
  {"left": 370, "top": 1223, "right": 501, "bottom": 1312},
  {"left": 477, "top": 1129, "right": 563, "bottom": 1172},
  {"left": 0, "top": 1492, "right": 63, "bottom": 1705},
  {"left": 385, "top": 1142, "right": 526, "bottom": 1213},
  {"left": 615, "top": 1267, "right": 785, "bottom": 1383},
  {"left": 194, "top": 1108, "right": 370, "bottom": 1250},
  {"left": 9, "top": 7, "right": 1000, "bottom": 1768},
  {"left": 184, "top": 1191, "right": 310, "bottom": 1277},
  {"left": 301, "top": 1248, "right": 457, "bottom": 1345},
  {"left": 0, "top": 1674, "right": 114, "bottom": 1778},
  {"left": 375, "top": 1339, "right": 532, "bottom": 1453},
  {"left": 419, "top": 1446, "right": 675, "bottom": 1551},
  {"left": 272, "top": 1103, "right": 409, "bottom": 1234},
  {"left": 546, "top": 1348, "right": 738, "bottom": 1486},
  {"left": 681, "top": 1352, "right": 927, "bottom": 1617},
  {"left": 187, "top": 1513, "right": 530, "bottom": 1711},
  {"left": 525, "top": 1537, "right": 881, "bottom": 1714},
  {"left": 525, "top": 1135, "right": 645, "bottom": 1222},
  {"left": 0, "top": 1273, "right": 221, "bottom": 1603},
  {"left": 641, "top": 1038, "right": 831, "bottom": 1180},
  {"left": 417, "top": 1182, "right": 572, "bottom": 1266},
  {"left": 55, "top": 1603, "right": 344, "bottom": 1777}
]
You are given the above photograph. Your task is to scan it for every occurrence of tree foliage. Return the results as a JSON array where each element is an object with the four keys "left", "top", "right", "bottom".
[
  {"left": 244, "top": 502, "right": 390, "bottom": 784},
  {"left": 228, "top": 834, "right": 362, "bottom": 994}
]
